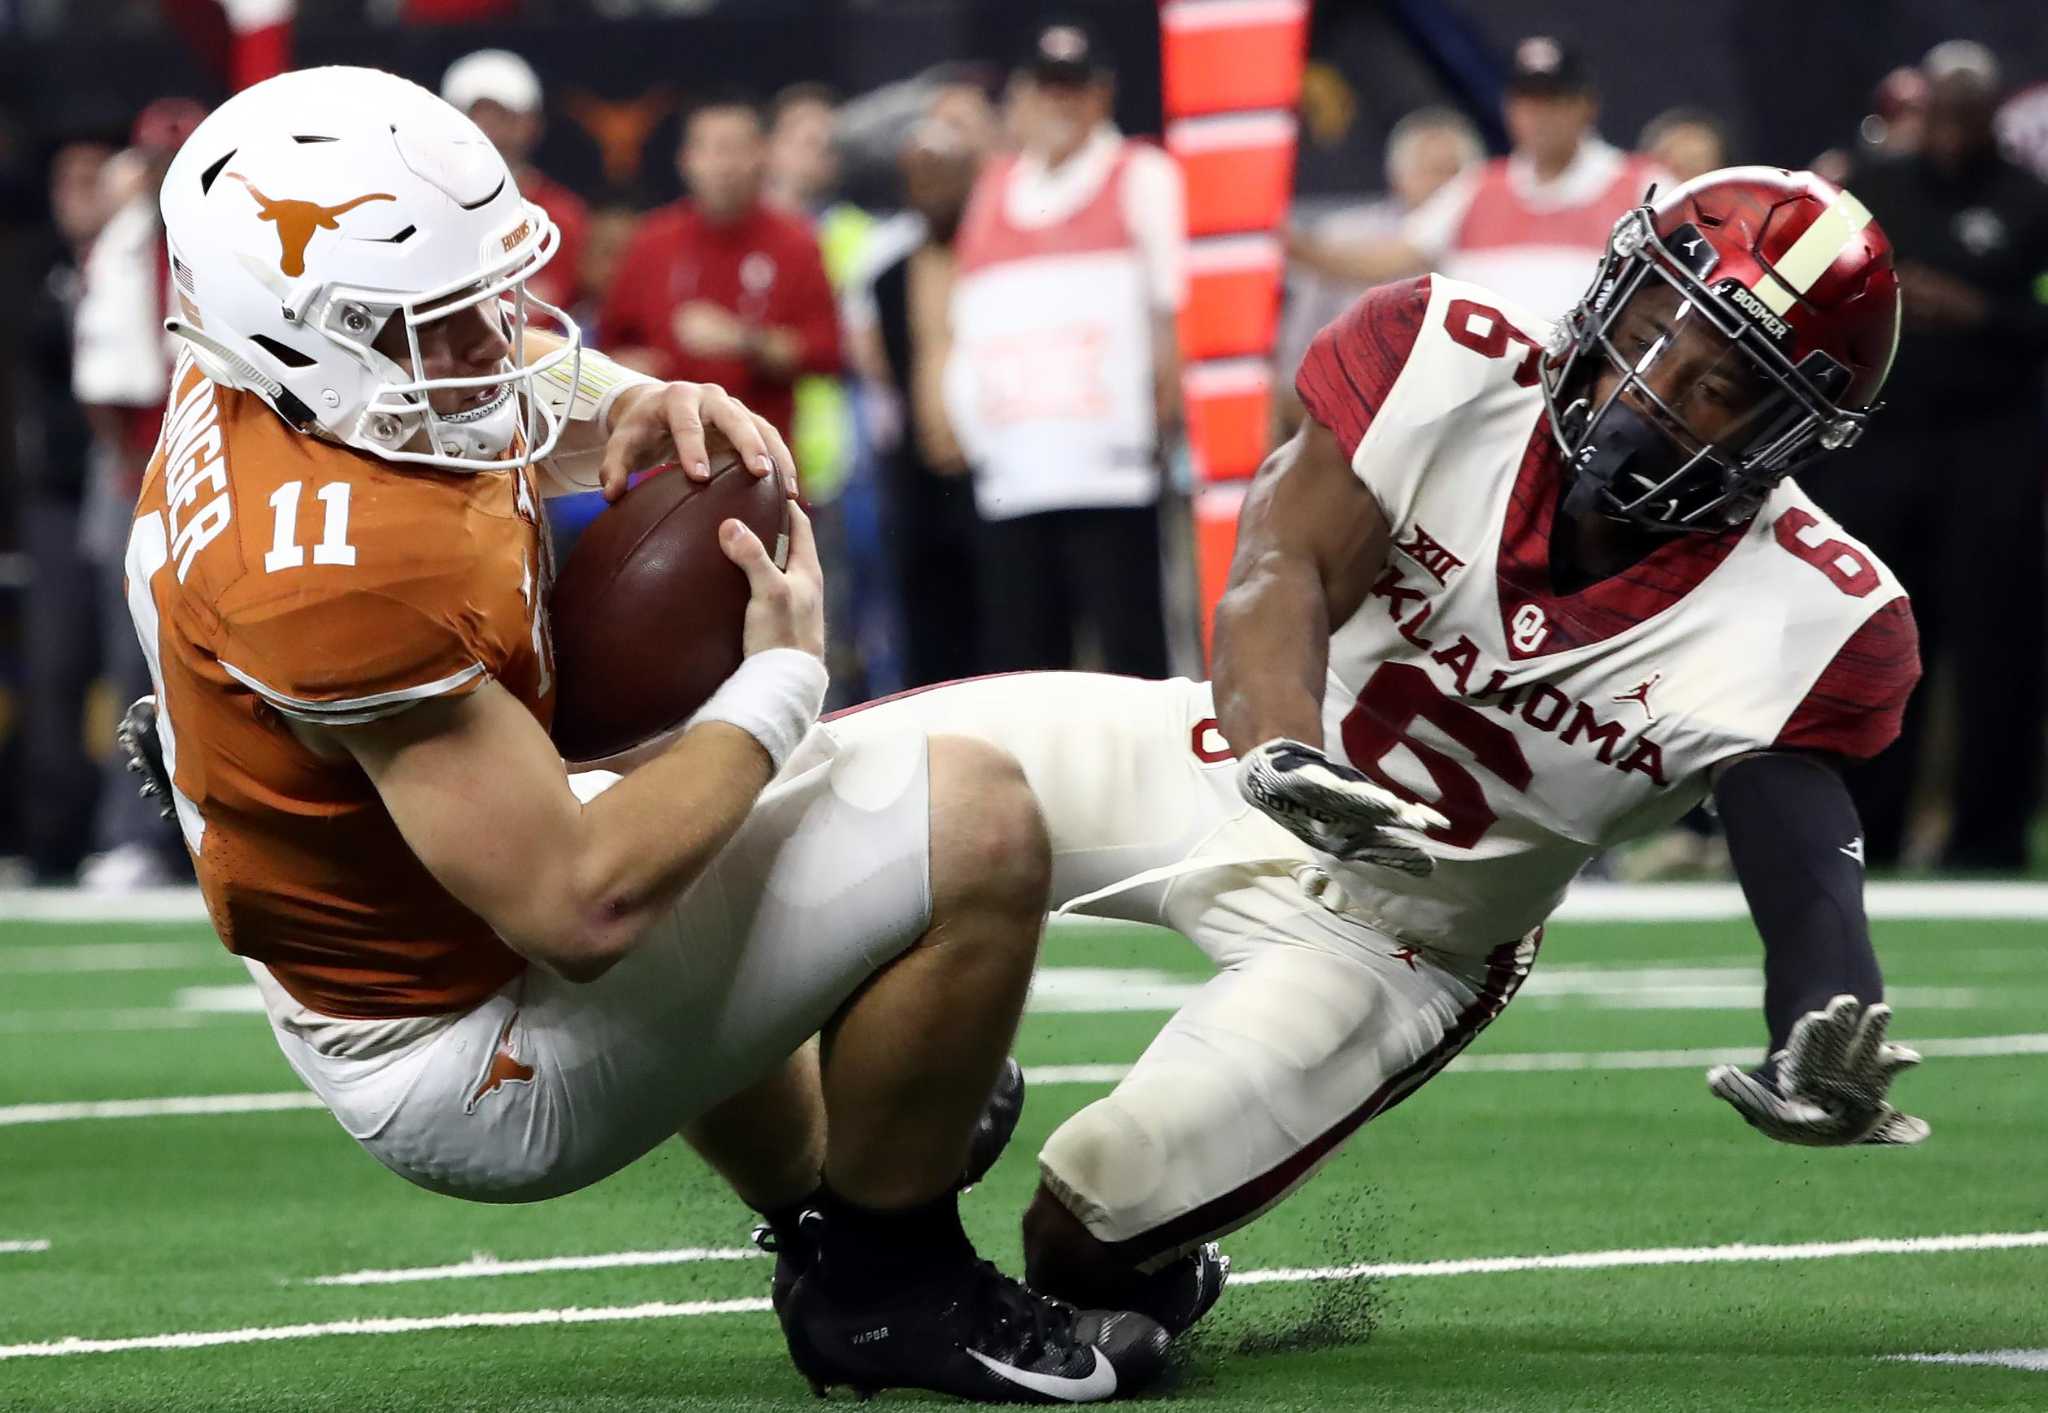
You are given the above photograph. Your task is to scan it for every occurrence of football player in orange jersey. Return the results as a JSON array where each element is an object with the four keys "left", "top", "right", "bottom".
[{"left": 126, "top": 66, "right": 1167, "bottom": 1402}]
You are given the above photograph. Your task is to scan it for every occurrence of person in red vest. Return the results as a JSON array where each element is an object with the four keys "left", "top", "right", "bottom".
[
  {"left": 943, "top": 20, "right": 1186, "bottom": 679},
  {"left": 1290, "top": 36, "right": 1668, "bottom": 322},
  {"left": 441, "top": 49, "right": 589, "bottom": 316},
  {"left": 599, "top": 93, "right": 840, "bottom": 450}
]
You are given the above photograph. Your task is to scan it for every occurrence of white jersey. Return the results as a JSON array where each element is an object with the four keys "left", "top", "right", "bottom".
[{"left": 1293, "top": 274, "right": 1919, "bottom": 949}]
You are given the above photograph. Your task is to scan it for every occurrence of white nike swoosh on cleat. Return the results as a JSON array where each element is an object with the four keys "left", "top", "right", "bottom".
[{"left": 965, "top": 1345, "right": 1117, "bottom": 1402}]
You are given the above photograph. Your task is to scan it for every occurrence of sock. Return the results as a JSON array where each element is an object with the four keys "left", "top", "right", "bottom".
[{"left": 814, "top": 1185, "right": 975, "bottom": 1297}]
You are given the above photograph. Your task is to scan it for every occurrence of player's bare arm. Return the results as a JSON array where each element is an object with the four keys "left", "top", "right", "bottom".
[
  {"left": 1210, "top": 416, "right": 1445, "bottom": 868},
  {"left": 1210, "top": 416, "right": 1389, "bottom": 754},
  {"left": 309, "top": 505, "right": 824, "bottom": 983}
]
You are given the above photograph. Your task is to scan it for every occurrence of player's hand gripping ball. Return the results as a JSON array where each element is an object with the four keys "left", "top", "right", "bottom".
[{"left": 550, "top": 453, "right": 791, "bottom": 768}]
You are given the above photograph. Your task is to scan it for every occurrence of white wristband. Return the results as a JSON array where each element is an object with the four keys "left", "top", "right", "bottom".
[{"left": 687, "top": 648, "right": 828, "bottom": 773}]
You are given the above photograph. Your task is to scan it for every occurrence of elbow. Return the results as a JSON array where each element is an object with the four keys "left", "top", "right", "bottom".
[
  {"left": 515, "top": 870, "right": 648, "bottom": 984},
  {"left": 527, "top": 911, "right": 638, "bottom": 984}
]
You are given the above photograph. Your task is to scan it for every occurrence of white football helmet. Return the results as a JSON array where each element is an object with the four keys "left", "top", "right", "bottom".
[{"left": 159, "top": 65, "right": 578, "bottom": 471}]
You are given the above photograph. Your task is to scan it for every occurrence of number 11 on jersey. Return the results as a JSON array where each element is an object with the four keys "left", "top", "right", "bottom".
[{"left": 265, "top": 480, "right": 358, "bottom": 573}]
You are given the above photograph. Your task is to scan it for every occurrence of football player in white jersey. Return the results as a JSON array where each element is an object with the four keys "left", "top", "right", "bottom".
[{"left": 816, "top": 168, "right": 1927, "bottom": 1333}]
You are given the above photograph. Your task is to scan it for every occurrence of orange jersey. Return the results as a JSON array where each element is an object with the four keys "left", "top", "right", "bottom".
[{"left": 127, "top": 354, "right": 554, "bottom": 1018}]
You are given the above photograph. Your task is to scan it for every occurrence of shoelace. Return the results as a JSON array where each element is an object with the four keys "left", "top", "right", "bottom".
[{"left": 965, "top": 1261, "right": 1075, "bottom": 1368}]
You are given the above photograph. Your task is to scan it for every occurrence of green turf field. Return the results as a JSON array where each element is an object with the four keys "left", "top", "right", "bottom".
[{"left": 3, "top": 897, "right": 2045, "bottom": 1411}]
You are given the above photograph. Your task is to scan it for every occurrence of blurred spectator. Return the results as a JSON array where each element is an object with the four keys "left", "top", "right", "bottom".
[
  {"left": 1274, "top": 105, "right": 1480, "bottom": 433},
  {"left": 1814, "top": 67, "right": 1928, "bottom": 186},
  {"left": 442, "top": 49, "right": 589, "bottom": 315},
  {"left": 578, "top": 205, "right": 640, "bottom": 324},
  {"left": 765, "top": 82, "right": 840, "bottom": 217},
  {"left": 1288, "top": 35, "right": 1667, "bottom": 321},
  {"left": 852, "top": 116, "right": 989, "bottom": 687},
  {"left": 931, "top": 75, "right": 1003, "bottom": 159},
  {"left": 71, "top": 97, "right": 201, "bottom": 890},
  {"left": 1000, "top": 69, "right": 1036, "bottom": 154},
  {"left": 1638, "top": 107, "right": 1730, "bottom": 183},
  {"left": 20, "top": 138, "right": 112, "bottom": 880},
  {"left": 1808, "top": 41, "right": 2048, "bottom": 869},
  {"left": 944, "top": 19, "right": 1185, "bottom": 677},
  {"left": 599, "top": 92, "right": 840, "bottom": 450}
]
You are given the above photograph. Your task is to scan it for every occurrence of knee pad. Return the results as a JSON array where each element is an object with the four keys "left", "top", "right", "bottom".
[{"left": 1039, "top": 1058, "right": 1263, "bottom": 1256}]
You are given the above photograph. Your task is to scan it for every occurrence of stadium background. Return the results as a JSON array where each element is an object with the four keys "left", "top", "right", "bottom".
[
  {"left": 2, "top": 3, "right": 2048, "bottom": 1406},
  {"left": 2, "top": 0, "right": 2047, "bottom": 880}
]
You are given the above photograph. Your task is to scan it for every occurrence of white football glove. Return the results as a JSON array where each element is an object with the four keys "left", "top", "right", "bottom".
[
  {"left": 1706, "top": 995, "right": 1929, "bottom": 1147},
  {"left": 1237, "top": 738, "right": 1448, "bottom": 874}
]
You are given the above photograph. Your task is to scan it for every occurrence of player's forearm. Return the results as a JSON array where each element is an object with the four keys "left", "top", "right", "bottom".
[
  {"left": 1211, "top": 552, "right": 1332, "bottom": 754},
  {"left": 547, "top": 648, "right": 826, "bottom": 976},
  {"left": 1715, "top": 752, "right": 1884, "bottom": 1051},
  {"left": 552, "top": 724, "right": 774, "bottom": 978}
]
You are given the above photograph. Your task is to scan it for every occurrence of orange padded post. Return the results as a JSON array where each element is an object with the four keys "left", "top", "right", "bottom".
[
  {"left": 1161, "top": 0, "right": 1311, "bottom": 115},
  {"left": 1169, "top": 112, "right": 1298, "bottom": 237},
  {"left": 1183, "top": 358, "right": 1272, "bottom": 483},
  {"left": 1162, "top": 0, "right": 1309, "bottom": 662}
]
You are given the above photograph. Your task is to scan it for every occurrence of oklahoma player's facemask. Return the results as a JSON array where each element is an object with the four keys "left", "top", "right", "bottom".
[
  {"left": 158, "top": 65, "right": 581, "bottom": 473},
  {"left": 1542, "top": 167, "right": 1902, "bottom": 532}
]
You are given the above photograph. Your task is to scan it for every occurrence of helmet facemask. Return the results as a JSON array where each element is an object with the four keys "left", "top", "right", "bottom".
[
  {"left": 303, "top": 211, "right": 580, "bottom": 473},
  {"left": 1542, "top": 206, "right": 1869, "bottom": 532}
]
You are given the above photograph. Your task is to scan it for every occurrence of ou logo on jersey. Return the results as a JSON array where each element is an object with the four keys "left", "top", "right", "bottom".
[{"left": 1510, "top": 603, "right": 1550, "bottom": 654}]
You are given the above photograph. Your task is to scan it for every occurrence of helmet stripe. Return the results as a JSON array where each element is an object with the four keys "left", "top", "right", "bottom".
[{"left": 1755, "top": 189, "right": 1874, "bottom": 314}]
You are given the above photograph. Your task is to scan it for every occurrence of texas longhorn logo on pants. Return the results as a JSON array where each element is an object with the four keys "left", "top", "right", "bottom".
[
  {"left": 226, "top": 173, "right": 396, "bottom": 277},
  {"left": 466, "top": 1012, "right": 536, "bottom": 1114}
]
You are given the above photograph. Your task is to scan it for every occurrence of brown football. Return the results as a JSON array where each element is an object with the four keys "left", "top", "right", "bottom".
[{"left": 549, "top": 455, "right": 790, "bottom": 767}]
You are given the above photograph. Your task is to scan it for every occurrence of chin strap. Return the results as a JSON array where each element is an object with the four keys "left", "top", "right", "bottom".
[{"left": 165, "top": 318, "right": 317, "bottom": 429}]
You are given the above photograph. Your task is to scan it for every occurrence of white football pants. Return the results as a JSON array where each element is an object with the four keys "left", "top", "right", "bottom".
[
  {"left": 245, "top": 722, "right": 934, "bottom": 1202},
  {"left": 830, "top": 673, "right": 1535, "bottom": 1262}
]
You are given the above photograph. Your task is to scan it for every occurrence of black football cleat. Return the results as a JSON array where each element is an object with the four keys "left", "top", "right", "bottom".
[
  {"left": 1128, "top": 1243, "right": 1229, "bottom": 1337},
  {"left": 1029, "top": 1238, "right": 1230, "bottom": 1339},
  {"left": 757, "top": 1058, "right": 1028, "bottom": 1316},
  {"left": 782, "top": 1258, "right": 1170, "bottom": 1403}
]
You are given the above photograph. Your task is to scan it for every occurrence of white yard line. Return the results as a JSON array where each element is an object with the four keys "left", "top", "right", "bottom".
[
  {"left": 1893, "top": 1350, "right": 2048, "bottom": 1372},
  {"left": 1554, "top": 881, "right": 2048, "bottom": 922},
  {"left": 6, "top": 1230, "right": 2045, "bottom": 1361},
  {"left": 11, "top": 965, "right": 1982, "bottom": 1032},
  {"left": 0, "top": 1240, "right": 50, "bottom": 1255},
  {"left": 1231, "top": 1230, "right": 2048, "bottom": 1284},
  {"left": 9, "top": 1031, "right": 2048, "bottom": 1126},
  {"left": 0, "top": 1092, "right": 326, "bottom": 1126},
  {"left": 0, "top": 888, "right": 211, "bottom": 923},
  {"left": 0, "top": 1009, "right": 242, "bottom": 1036},
  {"left": 0, "top": 943, "right": 224, "bottom": 973},
  {"left": 8, "top": 880, "right": 2048, "bottom": 926},
  {"left": 0, "top": 1298, "right": 772, "bottom": 1360},
  {"left": 1452, "top": 1030, "right": 2048, "bottom": 1073},
  {"left": 309, "top": 1248, "right": 765, "bottom": 1286}
]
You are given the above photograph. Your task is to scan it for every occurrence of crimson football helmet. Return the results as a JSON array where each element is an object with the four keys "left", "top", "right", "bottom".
[{"left": 1542, "top": 166, "right": 1902, "bottom": 531}]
